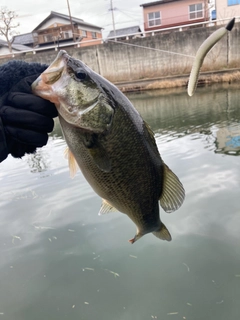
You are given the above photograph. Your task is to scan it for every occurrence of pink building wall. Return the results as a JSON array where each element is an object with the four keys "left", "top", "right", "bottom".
[{"left": 142, "top": 0, "right": 209, "bottom": 31}]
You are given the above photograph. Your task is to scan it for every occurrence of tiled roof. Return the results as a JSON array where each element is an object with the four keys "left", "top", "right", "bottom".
[
  {"left": 32, "top": 11, "right": 103, "bottom": 31},
  {"left": 12, "top": 33, "right": 34, "bottom": 45},
  {"left": 140, "top": 0, "right": 179, "bottom": 7},
  {"left": 0, "top": 39, "right": 31, "bottom": 51}
]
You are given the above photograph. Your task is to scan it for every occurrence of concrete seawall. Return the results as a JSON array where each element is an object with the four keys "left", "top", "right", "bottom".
[{"left": 1, "top": 21, "right": 240, "bottom": 84}]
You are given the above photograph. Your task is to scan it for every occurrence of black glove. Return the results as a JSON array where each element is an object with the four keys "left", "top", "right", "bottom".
[
  {"left": 0, "top": 91, "right": 58, "bottom": 158},
  {"left": 0, "top": 61, "right": 58, "bottom": 162}
]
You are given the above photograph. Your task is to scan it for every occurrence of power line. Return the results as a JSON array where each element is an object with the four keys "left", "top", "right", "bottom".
[
  {"left": 116, "top": 8, "right": 142, "bottom": 23},
  {"left": 107, "top": 39, "right": 195, "bottom": 59}
]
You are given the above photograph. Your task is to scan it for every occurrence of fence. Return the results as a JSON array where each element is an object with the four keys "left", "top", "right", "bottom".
[{"left": 0, "top": 17, "right": 239, "bottom": 83}]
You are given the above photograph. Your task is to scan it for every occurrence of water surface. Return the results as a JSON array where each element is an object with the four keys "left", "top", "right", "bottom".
[{"left": 0, "top": 84, "right": 240, "bottom": 320}]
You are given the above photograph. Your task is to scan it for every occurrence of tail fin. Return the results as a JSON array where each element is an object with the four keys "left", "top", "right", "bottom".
[{"left": 152, "top": 223, "right": 172, "bottom": 241}]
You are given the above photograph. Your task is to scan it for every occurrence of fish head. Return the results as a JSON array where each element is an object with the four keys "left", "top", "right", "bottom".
[{"left": 32, "top": 50, "right": 113, "bottom": 133}]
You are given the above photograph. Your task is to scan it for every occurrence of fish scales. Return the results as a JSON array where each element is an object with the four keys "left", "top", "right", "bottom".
[
  {"left": 59, "top": 105, "right": 162, "bottom": 220},
  {"left": 32, "top": 50, "right": 185, "bottom": 243}
]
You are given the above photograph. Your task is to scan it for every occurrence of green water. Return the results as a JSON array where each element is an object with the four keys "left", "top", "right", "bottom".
[{"left": 0, "top": 84, "right": 240, "bottom": 320}]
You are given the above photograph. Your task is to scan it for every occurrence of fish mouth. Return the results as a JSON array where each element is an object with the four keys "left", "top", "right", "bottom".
[
  {"left": 32, "top": 50, "right": 108, "bottom": 127},
  {"left": 32, "top": 52, "right": 66, "bottom": 101},
  {"left": 39, "top": 51, "right": 69, "bottom": 85},
  {"left": 56, "top": 50, "right": 70, "bottom": 62},
  {"left": 32, "top": 50, "right": 69, "bottom": 87},
  {"left": 32, "top": 50, "right": 76, "bottom": 103}
]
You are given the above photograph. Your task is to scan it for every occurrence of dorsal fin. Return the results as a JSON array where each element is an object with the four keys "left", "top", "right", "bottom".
[
  {"left": 64, "top": 147, "right": 79, "bottom": 179},
  {"left": 144, "top": 120, "right": 156, "bottom": 145},
  {"left": 159, "top": 163, "right": 185, "bottom": 213}
]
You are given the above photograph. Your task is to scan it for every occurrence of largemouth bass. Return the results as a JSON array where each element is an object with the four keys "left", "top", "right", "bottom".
[{"left": 32, "top": 50, "right": 185, "bottom": 243}]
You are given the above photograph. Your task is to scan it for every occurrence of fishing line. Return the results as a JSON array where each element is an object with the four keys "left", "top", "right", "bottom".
[{"left": 107, "top": 39, "right": 195, "bottom": 58}]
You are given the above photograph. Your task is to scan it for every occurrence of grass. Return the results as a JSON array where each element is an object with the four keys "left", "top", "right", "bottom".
[{"left": 118, "top": 69, "right": 240, "bottom": 93}]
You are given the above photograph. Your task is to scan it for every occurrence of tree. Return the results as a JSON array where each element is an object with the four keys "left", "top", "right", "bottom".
[{"left": 0, "top": 7, "right": 20, "bottom": 53}]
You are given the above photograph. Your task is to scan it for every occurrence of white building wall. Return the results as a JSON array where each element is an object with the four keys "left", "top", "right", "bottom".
[
  {"left": 216, "top": 0, "right": 240, "bottom": 21},
  {"left": 0, "top": 47, "right": 19, "bottom": 55},
  {"left": 38, "top": 17, "right": 68, "bottom": 30}
]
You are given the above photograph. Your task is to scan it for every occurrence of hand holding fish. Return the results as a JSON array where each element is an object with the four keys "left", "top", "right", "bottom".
[{"left": 0, "top": 60, "right": 58, "bottom": 162}]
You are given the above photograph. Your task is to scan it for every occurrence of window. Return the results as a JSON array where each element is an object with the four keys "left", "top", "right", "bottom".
[
  {"left": 64, "top": 32, "right": 70, "bottom": 39},
  {"left": 44, "top": 35, "right": 53, "bottom": 42},
  {"left": 91, "top": 32, "right": 97, "bottom": 39},
  {"left": 63, "top": 30, "right": 72, "bottom": 39},
  {"left": 189, "top": 3, "right": 203, "bottom": 19},
  {"left": 211, "top": 9, "right": 216, "bottom": 20},
  {"left": 228, "top": 0, "right": 240, "bottom": 5},
  {"left": 148, "top": 11, "right": 161, "bottom": 27},
  {"left": 81, "top": 30, "right": 87, "bottom": 37}
]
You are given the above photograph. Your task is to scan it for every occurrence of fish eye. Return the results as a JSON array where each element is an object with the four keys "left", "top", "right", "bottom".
[{"left": 75, "top": 69, "right": 87, "bottom": 81}]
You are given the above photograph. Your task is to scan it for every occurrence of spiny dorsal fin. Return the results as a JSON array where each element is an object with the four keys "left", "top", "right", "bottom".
[
  {"left": 160, "top": 163, "right": 185, "bottom": 213},
  {"left": 152, "top": 223, "right": 172, "bottom": 241},
  {"left": 64, "top": 147, "right": 79, "bottom": 179},
  {"left": 98, "top": 199, "right": 118, "bottom": 215}
]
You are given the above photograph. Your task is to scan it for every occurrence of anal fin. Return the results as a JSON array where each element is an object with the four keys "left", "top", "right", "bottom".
[{"left": 98, "top": 199, "right": 118, "bottom": 215}]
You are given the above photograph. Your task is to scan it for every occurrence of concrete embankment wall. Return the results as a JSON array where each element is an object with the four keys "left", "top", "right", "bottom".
[{"left": 1, "top": 22, "right": 240, "bottom": 83}]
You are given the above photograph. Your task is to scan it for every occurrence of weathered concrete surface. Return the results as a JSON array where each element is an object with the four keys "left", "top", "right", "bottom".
[{"left": 0, "top": 22, "right": 239, "bottom": 83}]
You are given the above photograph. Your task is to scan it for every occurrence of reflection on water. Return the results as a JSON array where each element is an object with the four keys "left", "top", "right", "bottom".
[
  {"left": 0, "top": 84, "right": 240, "bottom": 320},
  {"left": 127, "top": 83, "right": 240, "bottom": 156}
]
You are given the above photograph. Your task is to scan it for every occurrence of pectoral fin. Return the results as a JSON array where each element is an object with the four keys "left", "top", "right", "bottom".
[
  {"left": 98, "top": 199, "right": 118, "bottom": 215},
  {"left": 84, "top": 133, "right": 111, "bottom": 172},
  {"left": 88, "top": 147, "right": 111, "bottom": 172},
  {"left": 64, "top": 147, "right": 79, "bottom": 178},
  {"left": 159, "top": 163, "right": 185, "bottom": 213}
]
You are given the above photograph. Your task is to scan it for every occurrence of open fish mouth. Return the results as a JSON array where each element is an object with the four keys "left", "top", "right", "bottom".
[
  {"left": 32, "top": 51, "right": 71, "bottom": 90},
  {"left": 33, "top": 51, "right": 68, "bottom": 87}
]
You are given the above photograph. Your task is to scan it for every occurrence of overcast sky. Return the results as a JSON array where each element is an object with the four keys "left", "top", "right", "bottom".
[{"left": 0, "top": 0, "right": 145, "bottom": 39}]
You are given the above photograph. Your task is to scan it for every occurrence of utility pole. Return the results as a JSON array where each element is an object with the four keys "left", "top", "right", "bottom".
[
  {"left": 66, "top": 0, "right": 76, "bottom": 42},
  {"left": 109, "top": 0, "right": 116, "bottom": 39}
]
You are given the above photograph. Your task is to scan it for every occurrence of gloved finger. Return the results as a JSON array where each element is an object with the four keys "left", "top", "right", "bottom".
[
  {"left": 5, "top": 125, "right": 49, "bottom": 147},
  {"left": 0, "top": 106, "right": 54, "bottom": 132},
  {"left": 7, "top": 140, "right": 37, "bottom": 158},
  {"left": 7, "top": 92, "right": 58, "bottom": 118}
]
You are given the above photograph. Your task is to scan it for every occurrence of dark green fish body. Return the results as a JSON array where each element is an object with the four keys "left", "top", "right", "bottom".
[
  {"left": 59, "top": 111, "right": 163, "bottom": 235},
  {"left": 32, "top": 50, "right": 185, "bottom": 243}
]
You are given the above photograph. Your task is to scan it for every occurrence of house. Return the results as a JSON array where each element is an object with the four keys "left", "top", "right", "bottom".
[
  {"left": 140, "top": 0, "right": 209, "bottom": 32},
  {"left": 215, "top": 0, "right": 240, "bottom": 21},
  {"left": 31, "top": 11, "right": 103, "bottom": 48},
  {"left": 0, "top": 39, "right": 31, "bottom": 56},
  {"left": 107, "top": 26, "right": 143, "bottom": 40}
]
